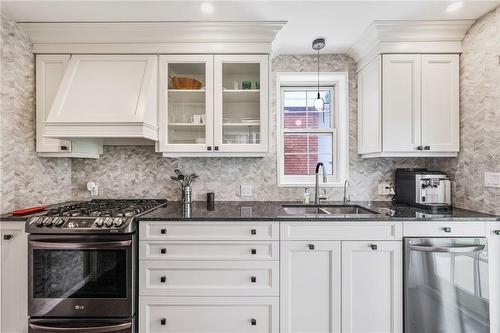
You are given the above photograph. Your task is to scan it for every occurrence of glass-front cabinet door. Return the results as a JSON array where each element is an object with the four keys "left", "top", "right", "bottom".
[
  {"left": 159, "top": 55, "right": 213, "bottom": 153},
  {"left": 214, "top": 55, "right": 269, "bottom": 153}
]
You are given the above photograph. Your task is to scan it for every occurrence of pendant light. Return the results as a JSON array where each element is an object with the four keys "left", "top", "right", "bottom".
[{"left": 312, "top": 38, "right": 325, "bottom": 111}]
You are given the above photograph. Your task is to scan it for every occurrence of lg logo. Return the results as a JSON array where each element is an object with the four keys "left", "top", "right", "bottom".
[{"left": 75, "top": 305, "right": 85, "bottom": 310}]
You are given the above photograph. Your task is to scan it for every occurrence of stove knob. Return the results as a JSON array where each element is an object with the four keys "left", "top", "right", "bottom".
[
  {"left": 104, "top": 218, "right": 113, "bottom": 227},
  {"left": 53, "top": 217, "right": 64, "bottom": 227},
  {"left": 32, "top": 217, "right": 43, "bottom": 226},
  {"left": 43, "top": 217, "right": 53, "bottom": 226},
  {"left": 113, "top": 218, "right": 124, "bottom": 227},
  {"left": 94, "top": 218, "right": 104, "bottom": 227}
]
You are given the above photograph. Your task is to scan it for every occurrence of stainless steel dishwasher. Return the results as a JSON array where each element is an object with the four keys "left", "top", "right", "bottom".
[{"left": 404, "top": 238, "right": 490, "bottom": 333}]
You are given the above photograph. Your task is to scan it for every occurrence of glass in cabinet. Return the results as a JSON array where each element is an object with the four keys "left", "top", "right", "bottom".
[
  {"left": 159, "top": 55, "right": 213, "bottom": 152},
  {"left": 214, "top": 55, "right": 269, "bottom": 153}
]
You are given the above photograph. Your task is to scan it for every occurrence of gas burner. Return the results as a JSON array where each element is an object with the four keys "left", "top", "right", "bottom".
[{"left": 26, "top": 199, "right": 167, "bottom": 234}]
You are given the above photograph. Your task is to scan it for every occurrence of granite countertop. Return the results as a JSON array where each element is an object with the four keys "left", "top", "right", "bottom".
[{"left": 137, "top": 201, "right": 499, "bottom": 222}]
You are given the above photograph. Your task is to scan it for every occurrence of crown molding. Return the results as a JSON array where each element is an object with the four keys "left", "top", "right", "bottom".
[
  {"left": 347, "top": 20, "right": 474, "bottom": 71},
  {"left": 19, "top": 21, "right": 287, "bottom": 54}
]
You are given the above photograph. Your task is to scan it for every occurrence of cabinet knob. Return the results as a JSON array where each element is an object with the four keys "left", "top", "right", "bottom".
[
  {"left": 424, "top": 146, "right": 431, "bottom": 150},
  {"left": 251, "top": 248, "right": 257, "bottom": 255},
  {"left": 494, "top": 230, "right": 500, "bottom": 235},
  {"left": 370, "top": 244, "right": 378, "bottom": 251},
  {"left": 3, "top": 234, "right": 13, "bottom": 240},
  {"left": 60, "top": 145, "right": 68, "bottom": 151},
  {"left": 160, "top": 228, "right": 167, "bottom": 234},
  {"left": 160, "top": 318, "right": 167, "bottom": 326},
  {"left": 214, "top": 146, "right": 219, "bottom": 151},
  {"left": 160, "top": 248, "right": 167, "bottom": 254},
  {"left": 251, "top": 276, "right": 257, "bottom": 283},
  {"left": 416, "top": 146, "right": 424, "bottom": 151},
  {"left": 251, "top": 319, "right": 257, "bottom": 326},
  {"left": 207, "top": 146, "right": 212, "bottom": 151},
  {"left": 308, "top": 244, "right": 315, "bottom": 250},
  {"left": 251, "top": 229, "right": 257, "bottom": 235},
  {"left": 443, "top": 227, "right": 452, "bottom": 233},
  {"left": 160, "top": 276, "right": 167, "bottom": 283}
]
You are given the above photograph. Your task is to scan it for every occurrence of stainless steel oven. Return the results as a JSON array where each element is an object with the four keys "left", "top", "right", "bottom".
[
  {"left": 28, "top": 234, "right": 135, "bottom": 318},
  {"left": 404, "top": 237, "right": 490, "bottom": 333}
]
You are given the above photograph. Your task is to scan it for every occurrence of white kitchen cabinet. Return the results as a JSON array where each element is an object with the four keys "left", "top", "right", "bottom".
[
  {"left": 421, "top": 54, "right": 459, "bottom": 152},
  {"left": 35, "top": 55, "right": 102, "bottom": 158},
  {"left": 139, "top": 296, "right": 279, "bottom": 333},
  {"left": 487, "top": 222, "right": 500, "bottom": 333},
  {"left": 159, "top": 55, "right": 214, "bottom": 153},
  {"left": 1, "top": 222, "right": 28, "bottom": 333},
  {"left": 280, "top": 241, "right": 341, "bottom": 333},
  {"left": 214, "top": 55, "right": 269, "bottom": 154},
  {"left": 357, "top": 54, "right": 459, "bottom": 158},
  {"left": 382, "top": 54, "right": 422, "bottom": 153},
  {"left": 341, "top": 241, "right": 403, "bottom": 333}
]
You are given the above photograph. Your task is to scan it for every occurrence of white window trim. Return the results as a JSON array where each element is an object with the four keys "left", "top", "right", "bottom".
[{"left": 276, "top": 72, "right": 349, "bottom": 187}]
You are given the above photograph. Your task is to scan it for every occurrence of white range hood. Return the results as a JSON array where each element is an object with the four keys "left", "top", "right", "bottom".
[{"left": 44, "top": 54, "right": 158, "bottom": 141}]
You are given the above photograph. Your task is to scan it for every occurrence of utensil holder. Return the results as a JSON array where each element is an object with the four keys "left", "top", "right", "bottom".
[{"left": 182, "top": 185, "right": 192, "bottom": 203}]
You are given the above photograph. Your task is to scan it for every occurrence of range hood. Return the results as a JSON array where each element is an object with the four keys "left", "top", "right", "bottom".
[{"left": 44, "top": 55, "right": 158, "bottom": 141}]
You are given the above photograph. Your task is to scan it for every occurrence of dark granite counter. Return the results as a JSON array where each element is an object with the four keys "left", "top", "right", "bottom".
[{"left": 137, "top": 201, "right": 499, "bottom": 222}]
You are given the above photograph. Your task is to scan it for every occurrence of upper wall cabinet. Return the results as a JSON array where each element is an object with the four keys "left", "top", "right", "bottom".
[
  {"left": 159, "top": 54, "right": 269, "bottom": 157},
  {"left": 36, "top": 55, "right": 102, "bottom": 158},
  {"left": 357, "top": 54, "right": 459, "bottom": 158},
  {"left": 44, "top": 55, "right": 158, "bottom": 141}
]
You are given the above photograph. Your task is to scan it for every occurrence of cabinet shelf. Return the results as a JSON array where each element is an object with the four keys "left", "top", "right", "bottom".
[
  {"left": 223, "top": 123, "right": 260, "bottom": 127},
  {"left": 223, "top": 89, "right": 260, "bottom": 103},
  {"left": 168, "top": 89, "right": 206, "bottom": 103}
]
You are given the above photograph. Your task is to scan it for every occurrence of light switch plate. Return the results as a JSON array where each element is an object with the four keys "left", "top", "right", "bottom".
[
  {"left": 484, "top": 172, "right": 500, "bottom": 188},
  {"left": 240, "top": 184, "right": 253, "bottom": 196}
]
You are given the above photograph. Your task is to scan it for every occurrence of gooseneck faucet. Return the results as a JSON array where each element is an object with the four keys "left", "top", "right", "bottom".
[{"left": 314, "top": 162, "right": 328, "bottom": 205}]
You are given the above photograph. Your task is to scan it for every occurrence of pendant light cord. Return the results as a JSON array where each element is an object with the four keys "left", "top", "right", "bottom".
[{"left": 317, "top": 48, "right": 320, "bottom": 99}]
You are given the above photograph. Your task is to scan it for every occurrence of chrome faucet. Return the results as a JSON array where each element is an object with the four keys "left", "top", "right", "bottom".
[
  {"left": 314, "top": 162, "right": 328, "bottom": 205},
  {"left": 343, "top": 179, "right": 351, "bottom": 204}
]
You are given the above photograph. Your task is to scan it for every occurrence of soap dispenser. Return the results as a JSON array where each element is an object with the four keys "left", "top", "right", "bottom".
[{"left": 303, "top": 188, "right": 311, "bottom": 204}]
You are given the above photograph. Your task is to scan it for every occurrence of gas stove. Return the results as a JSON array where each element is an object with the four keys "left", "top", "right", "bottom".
[{"left": 26, "top": 199, "right": 166, "bottom": 234}]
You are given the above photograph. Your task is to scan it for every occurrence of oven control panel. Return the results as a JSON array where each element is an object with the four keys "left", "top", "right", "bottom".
[{"left": 27, "top": 216, "right": 133, "bottom": 233}]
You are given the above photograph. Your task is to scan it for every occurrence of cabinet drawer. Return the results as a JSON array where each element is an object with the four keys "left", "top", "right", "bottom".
[
  {"left": 139, "top": 296, "right": 278, "bottom": 333},
  {"left": 139, "top": 261, "right": 279, "bottom": 296},
  {"left": 403, "top": 222, "right": 486, "bottom": 237},
  {"left": 139, "top": 221, "right": 279, "bottom": 241},
  {"left": 281, "top": 222, "right": 402, "bottom": 240},
  {"left": 139, "top": 241, "right": 278, "bottom": 261}
]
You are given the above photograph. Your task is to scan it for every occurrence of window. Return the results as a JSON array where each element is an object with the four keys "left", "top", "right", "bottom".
[{"left": 277, "top": 73, "right": 349, "bottom": 186}]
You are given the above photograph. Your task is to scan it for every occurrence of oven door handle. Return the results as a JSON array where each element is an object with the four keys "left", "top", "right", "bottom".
[
  {"left": 409, "top": 244, "right": 485, "bottom": 253},
  {"left": 29, "top": 240, "right": 131, "bottom": 249},
  {"left": 29, "top": 322, "right": 132, "bottom": 333}
]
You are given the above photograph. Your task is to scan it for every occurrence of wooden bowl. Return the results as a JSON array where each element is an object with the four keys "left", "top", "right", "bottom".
[{"left": 169, "top": 76, "right": 203, "bottom": 90}]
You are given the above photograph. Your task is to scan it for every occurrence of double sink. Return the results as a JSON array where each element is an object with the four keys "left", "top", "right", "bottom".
[{"left": 280, "top": 204, "right": 380, "bottom": 218}]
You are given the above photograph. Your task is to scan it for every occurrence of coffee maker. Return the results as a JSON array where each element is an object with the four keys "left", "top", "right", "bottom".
[{"left": 394, "top": 168, "right": 451, "bottom": 210}]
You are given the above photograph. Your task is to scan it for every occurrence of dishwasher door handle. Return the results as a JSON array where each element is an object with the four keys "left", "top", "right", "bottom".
[{"left": 409, "top": 244, "right": 485, "bottom": 253}]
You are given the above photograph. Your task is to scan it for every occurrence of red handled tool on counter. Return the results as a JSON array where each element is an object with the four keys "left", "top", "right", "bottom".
[{"left": 11, "top": 206, "right": 47, "bottom": 216}]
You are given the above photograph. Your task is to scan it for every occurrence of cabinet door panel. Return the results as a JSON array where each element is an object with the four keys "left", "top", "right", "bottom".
[
  {"left": 214, "top": 55, "right": 269, "bottom": 153},
  {"left": 159, "top": 55, "right": 214, "bottom": 153},
  {"left": 382, "top": 54, "right": 421, "bottom": 152},
  {"left": 36, "top": 55, "right": 72, "bottom": 153},
  {"left": 342, "top": 241, "right": 403, "bottom": 333},
  {"left": 421, "top": 54, "right": 459, "bottom": 152},
  {"left": 280, "top": 241, "right": 341, "bottom": 333},
  {"left": 1, "top": 223, "right": 28, "bottom": 333}
]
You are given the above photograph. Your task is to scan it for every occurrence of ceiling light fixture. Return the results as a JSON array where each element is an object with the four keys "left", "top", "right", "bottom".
[
  {"left": 312, "top": 38, "right": 326, "bottom": 111},
  {"left": 445, "top": 1, "right": 463, "bottom": 13},
  {"left": 200, "top": 2, "right": 215, "bottom": 15}
]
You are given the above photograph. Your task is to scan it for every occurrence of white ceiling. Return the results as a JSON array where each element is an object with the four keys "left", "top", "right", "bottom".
[{"left": 2, "top": 1, "right": 499, "bottom": 54}]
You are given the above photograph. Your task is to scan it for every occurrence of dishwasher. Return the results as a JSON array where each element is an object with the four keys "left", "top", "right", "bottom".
[{"left": 404, "top": 237, "right": 490, "bottom": 333}]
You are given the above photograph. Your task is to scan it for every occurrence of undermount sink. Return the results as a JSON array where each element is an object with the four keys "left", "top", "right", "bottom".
[{"left": 281, "top": 204, "right": 379, "bottom": 217}]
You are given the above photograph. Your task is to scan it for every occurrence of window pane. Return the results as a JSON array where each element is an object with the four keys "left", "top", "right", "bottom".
[
  {"left": 283, "top": 91, "right": 307, "bottom": 129},
  {"left": 284, "top": 133, "right": 334, "bottom": 175}
]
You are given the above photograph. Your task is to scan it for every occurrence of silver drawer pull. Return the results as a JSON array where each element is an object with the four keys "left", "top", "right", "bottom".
[
  {"left": 442, "top": 227, "right": 452, "bottom": 233},
  {"left": 410, "top": 244, "right": 485, "bottom": 253}
]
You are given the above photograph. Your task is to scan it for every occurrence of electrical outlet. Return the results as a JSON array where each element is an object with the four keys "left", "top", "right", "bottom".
[
  {"left": 240, "top": 184, "right": 253, "bottom": 197},
  {"left": 484, "top": 172, "right": 500, "bottom": 188},
  {"left": 378, "top": 183, "right": 395, "bottom": 195}
]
